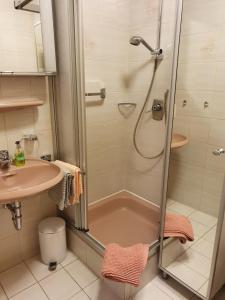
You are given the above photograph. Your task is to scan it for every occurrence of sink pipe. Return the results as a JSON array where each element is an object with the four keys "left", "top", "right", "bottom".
[{"left": 6, "top": 201, "right": 22, "bottom": 230}]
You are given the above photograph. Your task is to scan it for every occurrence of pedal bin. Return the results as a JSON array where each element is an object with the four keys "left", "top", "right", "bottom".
[{"left": 39, "top": 217, "right": 67, "bottom": 265}]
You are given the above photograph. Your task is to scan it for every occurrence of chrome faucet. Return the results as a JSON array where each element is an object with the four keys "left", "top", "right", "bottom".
[{"left": 0, "top": 150, "right": 11, "bottom": 170}]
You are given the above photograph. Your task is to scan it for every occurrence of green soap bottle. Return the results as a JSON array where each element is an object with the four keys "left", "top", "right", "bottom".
[{"left": 14, "top": 141, "right": 25, "bottom": 167}]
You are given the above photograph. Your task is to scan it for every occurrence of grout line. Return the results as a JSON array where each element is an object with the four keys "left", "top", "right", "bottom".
[
  {"left": 9, "top": 282, "right": 37, "bottom": 299},
  {"left": 36, "top": 281, "right": 51, "bottom": 300},
  {"left": 196, "top": 279, "right": 208, "bottom": 297},
  {"left": 0, "top": 281, "right": 8, "bottom": 300},
  {"left": 0, "top": 262, "right": 37, "bottom": 299},
  {"left": 61, "top": 259, "right": 99, "bottom": 299},
  {"left": 67, "top": 289, "right": 92, "bottom": 300},
  {"left": 25, "top": 261, "right": 63, "bottom": 283},
  {"left": 83, "top": 289, "right": 92, "bottom": 300},
  {"left": 172, "top": 254, "right": 209, "bottom": 281},
  {"left": 61, "top": 263, "right": 84, "bottom": 292},
  {"left": 150, "top": 280, "right": 178, "bottom": 300}
]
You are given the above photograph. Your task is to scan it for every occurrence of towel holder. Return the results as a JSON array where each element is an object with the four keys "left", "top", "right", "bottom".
[
  {"left": 79, "top": 170, "right": 86, "bottom": 175},
  {"left": 85, "top": 88, "right": 106, "bottom": 100}
]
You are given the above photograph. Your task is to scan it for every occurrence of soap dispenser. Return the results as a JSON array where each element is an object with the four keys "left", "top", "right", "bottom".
[{"left": 14, "top": 141, "right": 25, "bottom": 166}]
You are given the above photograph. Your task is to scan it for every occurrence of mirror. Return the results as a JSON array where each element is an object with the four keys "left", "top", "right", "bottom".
[
  {"left": 0, "top": 0, "right": 56, "bottom": 73},
  {"left": 160, "top": 0, "right": 225, "bottom": 298}
]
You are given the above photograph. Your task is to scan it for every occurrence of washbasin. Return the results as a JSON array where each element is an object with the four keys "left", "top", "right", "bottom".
[
  {"left": 171, "top": 133, "right": 188, "bottom": 149},
  {"left": 0, "top": 159, "right": 64, "bottom": 204}
]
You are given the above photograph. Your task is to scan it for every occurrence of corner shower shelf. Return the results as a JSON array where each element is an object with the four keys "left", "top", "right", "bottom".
[
  {"left": 0, "top": 97, "right": 44, "bottom": 111},
  {"left": 171, "top": 133, "right": 188, "bottom": 149}
]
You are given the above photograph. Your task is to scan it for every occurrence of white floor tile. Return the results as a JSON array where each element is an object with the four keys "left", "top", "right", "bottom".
[
  {"left": 189, "top": 211, "right": 217, "bottom": 227},
  {"left": 0, "top": 263, "right": 35, "bottom": 298},
  {"left": 61, "top": 250, "right": 78, "bottom": 267},
  {"left": 84, "top": 279, "right": 119, "bottom": 300},
  {"left": 190, "top": 220, "right": 210, "bottom": 238},
  {"left": 39, "top": 269, "right": 81, "bottom": 300},
  {"left": 177, "top": 249, "right": 211, "bottom": 277},
  {"left": 10, "top": 284, "right": 48, "bottom": 300},
  {"left": 68, "top": 291, "right": 90, "bottom": 300},
  {"left": 203, "top": 227, "right": 217, "bottom": 243},
  {"left": 169, "top": 203, "right": 195, "bottom": 217},
  {"left": 198, "top": 280, "right": 209, "bottom": 297},
  {"left": 65, "top": 260, "right": 97, "bottom": 288},
  {"left": 191, "top": 239, "right": 214, "bottom": 259},
  {"left": 25, "top": 255, "right": 62, "bottom": 281},
  {"left": 167, "top": 199, "right": 175, "bottom": 207},
  {"left": 0, "top": 286, "right": 7, "bottom": 300},
  {"left": 151, "top": 276, "right": 193, "bottom": 300},
  {"left": 167, "top": 260, "right": 206, "bottom": 291},
  {"left": 133, "top": 282, "right": 172, "bottom": 300}
]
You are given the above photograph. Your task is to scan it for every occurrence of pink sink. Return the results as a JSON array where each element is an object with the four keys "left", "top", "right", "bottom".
[{"left": 0, "top": 159, "right": 64, "bottom": 203}]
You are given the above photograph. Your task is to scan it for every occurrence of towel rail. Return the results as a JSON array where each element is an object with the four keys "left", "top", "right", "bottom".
[
  {"left": 85, "top": 88, "right": 106, "bottom": 100},
  {"left": 79, "top": 170, "right": 86, "bottom": 175}
]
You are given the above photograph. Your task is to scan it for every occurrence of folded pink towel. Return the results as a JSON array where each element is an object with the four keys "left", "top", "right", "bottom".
[
  {"left": 164, "top": 212, "right": 194, "bottom": 244},
  {"left": 101, "top": 243, "right": 149, "bottom": 286}
]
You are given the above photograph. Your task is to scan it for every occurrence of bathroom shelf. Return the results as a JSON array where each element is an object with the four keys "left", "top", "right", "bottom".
[
  {"left": 0, "top": 97, "right": 44, "bottom": 111},
  {"left": 118, "top": 102, "right": 137, "bottom": 108},
  {"left": 171, "top": 133, "right": 188, "bottom": 149}
]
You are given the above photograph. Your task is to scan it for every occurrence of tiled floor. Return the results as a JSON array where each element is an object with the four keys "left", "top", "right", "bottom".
[
  {"left": 166, "top": 199, "right": 218, "bottom": 297},
  {"left": 0, "top": 249, "right": 224, "bottom": 299}
]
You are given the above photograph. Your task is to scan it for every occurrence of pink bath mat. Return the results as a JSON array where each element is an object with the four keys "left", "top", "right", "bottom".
[{"left": 102, "top": 243, "right": 149, "bottom": 286}]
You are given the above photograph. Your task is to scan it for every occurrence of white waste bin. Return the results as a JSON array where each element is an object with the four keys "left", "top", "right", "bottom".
[{"left": 39, "top": 217, "right": 67, "bottom": 265}]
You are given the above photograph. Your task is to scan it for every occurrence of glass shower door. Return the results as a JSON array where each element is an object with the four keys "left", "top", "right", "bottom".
[
  {"left": 80, "top": 0, "right": 180, "bottom": 247},
  {"left": 160, "top": 0, "right": 225, "bottom": 298}
]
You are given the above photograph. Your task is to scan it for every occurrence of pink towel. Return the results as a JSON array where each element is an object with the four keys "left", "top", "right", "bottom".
[
  {"left": 101, "top": 243, "right": 149, "bottom": 286},
  {"left": 164, "top": 212, "right": 194, "bottom": 244}
]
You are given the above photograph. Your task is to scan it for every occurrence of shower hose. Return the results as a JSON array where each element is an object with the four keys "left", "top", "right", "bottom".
[{"left": 133, "top": 58, "right": 167, "bottom": 159}]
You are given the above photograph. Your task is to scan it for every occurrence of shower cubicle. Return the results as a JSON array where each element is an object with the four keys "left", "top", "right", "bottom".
[
  {"left": 53, "top": 0, "right": 225, "bottom": 299},
  {"left": 54, "top": 0, "right": 178, "bottom": 247}
]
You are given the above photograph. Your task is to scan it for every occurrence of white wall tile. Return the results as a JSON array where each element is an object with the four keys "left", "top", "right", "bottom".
[
  {"left": 171, "top": 0, "right": 225, "bottom": 217},
  {"left": 181, "top": 0, "right": 224, "bottom": 36},
  {"left": 177, "top": 62, "right": 215, "bottom": 91},
  {"left": 83, "top": 0, "right": 176, "bottom": 204},
  {"left": 0, "top": 235, "right": 21, "bottom": 273},
  {"left": 0, "top": 74, "right": 55, "bottom": 273},
  {"left": 0, "top": 0, "right": 37, "bottom": 72}
]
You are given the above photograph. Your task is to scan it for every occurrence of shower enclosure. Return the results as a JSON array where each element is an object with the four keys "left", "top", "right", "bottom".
[
  {"left": 53, "top": 0, "right": 225, "bottom": 298},
  {"left": 54, "top": 0, "right": 181, "bottom": 252},
  {"left": 159, "top": 1, "right": 225, "bottom": 300},
  {"left": 63, "top": 0, "right": 180, "bottom": 255}
]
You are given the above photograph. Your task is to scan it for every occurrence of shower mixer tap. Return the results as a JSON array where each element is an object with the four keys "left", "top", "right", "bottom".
[{"left": 152, "top": 99, "right": 165, "bottom": 121}]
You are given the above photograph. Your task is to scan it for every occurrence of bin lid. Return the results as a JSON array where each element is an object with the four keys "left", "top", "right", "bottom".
[{"left": 39, "top": 217, "right": 65, "bottom": 234}]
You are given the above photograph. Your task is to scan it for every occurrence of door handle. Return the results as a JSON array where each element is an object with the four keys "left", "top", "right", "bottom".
[{"left": 212, "top": 148, "right": 225, "bottom": 156}]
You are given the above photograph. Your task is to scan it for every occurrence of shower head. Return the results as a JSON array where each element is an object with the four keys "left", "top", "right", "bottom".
[{"left": 129, "top": 36, "right": 163, "bottom": 56}]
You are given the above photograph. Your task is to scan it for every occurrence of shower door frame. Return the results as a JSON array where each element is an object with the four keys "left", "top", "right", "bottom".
[
  {"left": 72, "top": 0, "right": 188, "bottom": 256},
  {"left": 72, "top": 0, "right": 106, "bottom": 252},
  {"left": 69, "top": 0, "right": 88, "bottom": 232},
  {"left": 158, "top": 1, "right": 225, "bottom": 299}
]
